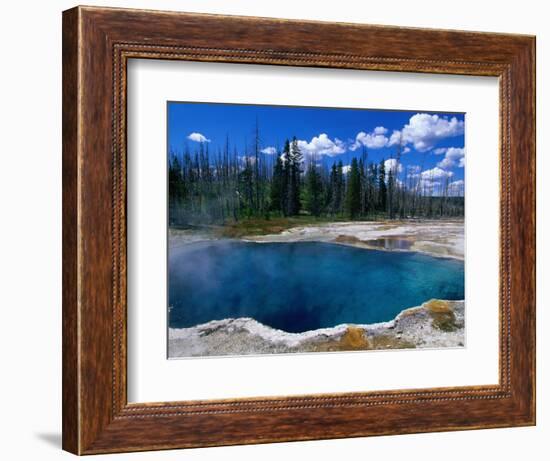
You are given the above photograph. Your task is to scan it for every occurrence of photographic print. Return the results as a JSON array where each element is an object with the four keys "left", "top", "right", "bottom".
[{"left": 167, "top": 102, "right": 465, "bottom": 358}]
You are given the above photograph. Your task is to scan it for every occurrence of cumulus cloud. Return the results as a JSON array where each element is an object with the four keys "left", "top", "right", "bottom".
[
  {"left": 389, "top": 130, "right": 403, "bottom": 147},
  {"left": 448, "top": 180, "right": 465, "bottom": 196},
  {"left": 421, "top": 167, "right": 454, "bottom": 181},
  {"left": 350, "top": 127, "right": 393, "bottom": 150},
  {"left": 342, "top": 165, "right": 351, "bottom": 175},
  {"left": 384, "top": 158, "right": 403, "bottom": 174},
  {"left": 279, "top": 114, "right": 462, "bottom": 158},
  {"left": 362, "top": 115, "right": 463, "bottom": 153},
  {"left": 296, "top": 133, "right": 346, "bottom": 157},
  {"left": 261, "top": 146, "right": 277, "bottom": 155},
  {"left": 436, "top": 147, "right": 465, "bottom": 169},
  {"left": 350, "top": 127, "right": 416, "bottom": 152},
  {"left": 418, "top": 167, "right": 454, "bottom": 193},
  {"left": 187, "top": 132, "right": 210, "bottom": 143},
  {"left": 397, "top": 113, "right": 464, "bottom": 152}
]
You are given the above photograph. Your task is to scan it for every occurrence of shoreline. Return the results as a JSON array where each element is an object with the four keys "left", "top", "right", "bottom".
[
  {"left": 169, "top": 299, "right": 465, "bottom": 358},
  {"left": 169, "top": 219, "right": 464, "bottom": 261}
]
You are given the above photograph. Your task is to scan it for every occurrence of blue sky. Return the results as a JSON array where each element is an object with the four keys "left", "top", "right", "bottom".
[{"left": 168, "top": 102, "right": 465, "bottom": 194}]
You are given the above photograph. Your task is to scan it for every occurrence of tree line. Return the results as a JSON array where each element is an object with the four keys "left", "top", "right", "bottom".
[{"left": 168, "top": 131, "right": 464, "bottom": 227}]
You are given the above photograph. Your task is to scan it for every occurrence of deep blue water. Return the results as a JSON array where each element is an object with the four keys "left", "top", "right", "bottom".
[{"left": 168, "top": 241, "right": 464, "bottom": 333}]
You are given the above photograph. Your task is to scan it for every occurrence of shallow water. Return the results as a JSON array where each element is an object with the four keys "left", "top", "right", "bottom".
[
  {"left": 364, "top": 238, "right": 413, "bottom": 250},
  {"left": 168, "top": 241, "right": 464, "bottom": 333}
]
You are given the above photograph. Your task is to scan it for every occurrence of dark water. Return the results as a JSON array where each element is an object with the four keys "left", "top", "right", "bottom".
[{"left": 168, "top": 241, "right": 464, "bottom": 333}]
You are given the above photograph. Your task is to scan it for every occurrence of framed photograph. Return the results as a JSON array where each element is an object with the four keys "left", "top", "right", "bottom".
[{"left": 62, "top": 6, "right": 535, "bottom": 455}]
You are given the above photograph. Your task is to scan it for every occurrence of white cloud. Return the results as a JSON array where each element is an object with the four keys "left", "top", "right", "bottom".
[
  {"left": 448, "top": 180, "right": 465, "bottom": 196},
  {"left": 384, "top": 158, "right": 403, "bottom": 174},
  {"left": 296, "top": 133, "right": 346, "bottom": 157},
  {"left": 421, "top": 167, "right": 454, "bottom": 181},
  {"left": 351, "top": 129, "right": 410, "bottom": 152},
  {"left": 388, "top": 130, "right": 403, "bottom": 147},
  {"left": 350, "top": 128, "right": 391, "bottom": 150},
  {"left": 187, "top": 132, "right": 210, "bottom": 143},
  {"left": 342, "top": 165, "right": 351, "bottom": 174},
  {"left": 436, "top": 147, "right": 465, "bottom": 169},
  {"left": 398, "top": 113, "right": 464, "bottom": 152},
  {"left": 283, "top": 114, "right": 462, "bottom": 158},
  {"left": 418, "top": 167, "right": 454, "bottom": 192},
  {"left": 261, "top": 146, "right": 277, "bottom": 155}
]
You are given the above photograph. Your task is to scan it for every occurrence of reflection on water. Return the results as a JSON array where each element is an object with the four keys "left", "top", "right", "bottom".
[{"left": 365, "top": 238, "right": 413, "bottom": 250}]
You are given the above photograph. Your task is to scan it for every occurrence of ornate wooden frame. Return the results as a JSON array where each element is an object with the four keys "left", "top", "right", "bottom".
[{"left": 62, "top": 5, "right": 536, "bottom": 455}]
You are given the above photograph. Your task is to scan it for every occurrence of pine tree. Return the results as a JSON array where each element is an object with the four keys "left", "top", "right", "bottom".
[
  {"left": 253, "top": 119, "right": 261, "bottom": 214},
  {"left": 270, "top": 153, "right": 285, "bottom": 213},
  {"left": 367, "top": 162, "right": 377, "bottom": 217},
  {"left": 167, "top": 123, "right": 465, "bottom": 226},
  {"left": 329, "top": 163, "right": 339, "bottom": 215},
  {"left": 168, "top": 154, "right": 186, "bottom": 225},
  {"left": 387, "top": 167, "right": 395, "bottom": 219},
  {"left": 324, "top": 164, "right": 333, "bottom": 211},
  {"left": 336, "top": 161, "right": 345, "bottom": 214},
  {"left": 378, "top": 159, "right": 387, "bottom": 212},
  {"left": 168, "top": 154, "right": 184, "bottom": 201},
  {"left": 286, "top": 137, "right": 303, "bottom": 216},
  {"left": 239, "top": 157, "right": 254, "bottom": 217},
  {"left": 359, "top": 157, "right": 366, "bottom": 216},
  {"left": 345, "top": 158, "right": 361, "bottom": 219},
  {"left": 304, "top": 161, "right": 323, "bottom": 217}
]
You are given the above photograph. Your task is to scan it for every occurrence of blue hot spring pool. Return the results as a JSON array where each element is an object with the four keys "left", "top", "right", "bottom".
[{"left": 168, "top": 241, "right": 464, "bottom": 333}]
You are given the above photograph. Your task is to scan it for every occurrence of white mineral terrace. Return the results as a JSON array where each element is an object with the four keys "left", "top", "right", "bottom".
[
  {"left": 169, "top": 300, "right": 465, "bottom": 358},
  {"left": 244, "top": 220, "right": 464, "bottom": 260},
  {"left": 169, "top": 220, "right": 464, "bottom": 260}
]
